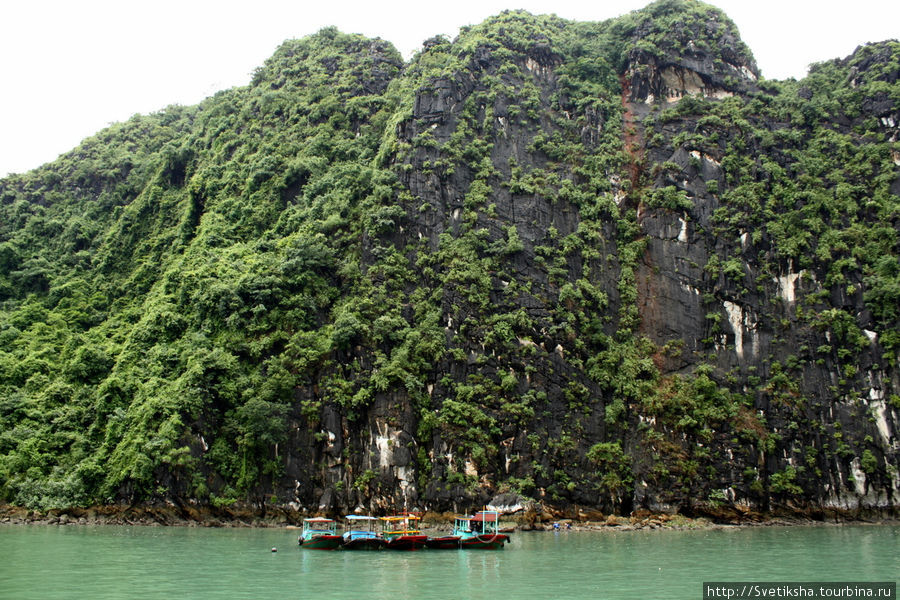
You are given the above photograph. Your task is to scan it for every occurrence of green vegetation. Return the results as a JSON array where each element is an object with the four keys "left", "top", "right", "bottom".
[{"left": 1, "top": 2, "right": 897, "bottom": 514}]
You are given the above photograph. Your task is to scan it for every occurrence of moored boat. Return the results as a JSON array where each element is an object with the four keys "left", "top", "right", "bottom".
[
  {"left": 299, "top": 517, "right": 343, "bottom": 550},
  {"left": 453, "top": 510, "right": 510, "bottom": 550},
  {"left": 380, "top": 514, "right": 428, "bottom": 550},
  {"left": 424, "top": 534, "right": 461, "bottom": 549},
  {"left": 341, "top": 515, "right": 385, "bottom": 550}
]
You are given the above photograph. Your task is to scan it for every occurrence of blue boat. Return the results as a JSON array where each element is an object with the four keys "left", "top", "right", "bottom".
[
  {"left": 341, "top": 515, "right": 385, "bottom": 550},
  {"left": 452, "top": 510, "right": 510, "bottom": 550}
]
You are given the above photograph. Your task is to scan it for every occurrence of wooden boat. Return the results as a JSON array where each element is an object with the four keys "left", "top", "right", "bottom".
[
  {"left": 453, "top": 510, "right": 510, "bottom": 550},
  {"left": 341, "top": 515, "right": 385, "bottom": 550},
  {"left": 424, "top": 534, "right": 461, "bottom": 549},
  {"left": 299, "top": 517, "right": 343, "bottom": 550},
  {"left": 380, "top": 514, "right": 428, "bottom": 550}
]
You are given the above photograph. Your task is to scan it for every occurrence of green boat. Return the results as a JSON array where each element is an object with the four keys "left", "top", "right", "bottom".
[
  {"left": 453, "top": 510, "right": 510, "bottom": 550},
  {"left": 299, "top": 517, "right": 343, "bottom": 550}
]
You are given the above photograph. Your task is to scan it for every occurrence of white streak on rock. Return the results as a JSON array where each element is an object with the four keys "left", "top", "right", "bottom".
[
  {"left": 724, "top": 301, "right": 743, "bottom": 358},
  {"left": 775, "top": 267, "right": 802, "bottom": 303},
  {"left": 678, "top": 218, "right": 688, "bottom": 243}
]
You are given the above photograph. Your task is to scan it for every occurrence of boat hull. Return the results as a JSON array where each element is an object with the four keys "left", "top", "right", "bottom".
[
  {"left": 459, "top": 534, "right": 509, "bottom": 550},
  {"left": 300, "top": 535, "right": 343, "bottom": 550},
  {"left": 341, "top": 537, "right": 386, "bottom": 551},
  {"left": 425, "top": 536, "right": 461, "bottom": 550},
  {"left": 384, "top": 534, "right": 427, "bottom": 551}
]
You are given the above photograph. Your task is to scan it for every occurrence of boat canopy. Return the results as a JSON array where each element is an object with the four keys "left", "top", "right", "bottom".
[
  {"left": 304, "top": 517, "right": 335, "bottom": 523},
  {"left": 345, "top": 515, "right": 379, "bottom": 521},
  {"left": 469, "top": 511, "right": 499, "bottom": 522}
]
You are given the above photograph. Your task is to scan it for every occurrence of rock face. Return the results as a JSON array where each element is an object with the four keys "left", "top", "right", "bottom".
[
  {"left": 623, "top": 3, "right": 759, "bottom": 103},
  {"left": 627, "top": 36, "right": 900, "bottom": 514},
  {"left": 0, "top": 2, "right": 898, "bottom": 520},
  {"left": 288, "top": 12, "right": 899, "bottom": 517}
]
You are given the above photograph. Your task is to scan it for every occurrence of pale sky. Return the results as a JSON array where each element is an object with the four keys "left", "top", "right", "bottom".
[{"left": 1, "top": 0, "right": 897, "bottom": 177}]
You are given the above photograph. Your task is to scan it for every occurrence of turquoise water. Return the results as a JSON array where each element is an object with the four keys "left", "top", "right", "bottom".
[{"left": 1, "top": 524, "right": 897, "bottom": 599}]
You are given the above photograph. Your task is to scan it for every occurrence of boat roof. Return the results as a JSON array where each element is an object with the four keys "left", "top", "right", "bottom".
[
  {"left": 304, "top": 517, "right": 335, "bottom": 523},
  {"left": 380, "top": 515, "right": 421, "bottom": 521},
  {"left": 456, "top": 511, "right": 499, "bottom": 522},
  {"left": 345, "top": 515, "right": 379, "bottom": 521},
  {"left": 473, "top": 511, "right": 499, "bottom": 522}
]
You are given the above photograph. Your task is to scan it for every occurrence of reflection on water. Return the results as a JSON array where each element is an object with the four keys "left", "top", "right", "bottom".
[{"left": 1, "top": 524, "right": 897, "bottom": 599}]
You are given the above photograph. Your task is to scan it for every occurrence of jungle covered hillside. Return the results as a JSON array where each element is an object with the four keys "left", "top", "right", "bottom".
[{"left": 1, "top": 0, "right": 898, "bottom": 518}]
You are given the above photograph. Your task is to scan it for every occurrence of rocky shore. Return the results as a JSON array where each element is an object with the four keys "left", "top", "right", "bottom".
[{"left": 3, "top": 502, "right": 896, "bottom": 531}]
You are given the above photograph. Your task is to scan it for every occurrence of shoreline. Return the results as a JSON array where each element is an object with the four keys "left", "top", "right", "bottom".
[{"left": 2, "top": 503, "right": 897, "bottom": 531}]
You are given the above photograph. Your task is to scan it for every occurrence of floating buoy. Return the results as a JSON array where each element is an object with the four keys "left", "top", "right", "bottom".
[{"left": 271, "top": 547, "right": 277, "bottom": 552}]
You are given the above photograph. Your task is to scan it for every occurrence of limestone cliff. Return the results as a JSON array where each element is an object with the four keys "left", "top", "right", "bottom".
[{"left": 0, "top": 2, "right": 897, "bottom": 520}]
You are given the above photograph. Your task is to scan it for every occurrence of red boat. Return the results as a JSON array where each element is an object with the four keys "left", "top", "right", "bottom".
[
  {"left": 424, "top": 535, "right": 461, "bottom": 549},
  {"left": 380, "top": 515, "right": 428, "bottom": 550}
]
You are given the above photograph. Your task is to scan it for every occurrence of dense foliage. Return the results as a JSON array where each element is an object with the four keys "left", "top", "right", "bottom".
[{"left": 1, "top": 1, "right": 897, "bottom": 515}]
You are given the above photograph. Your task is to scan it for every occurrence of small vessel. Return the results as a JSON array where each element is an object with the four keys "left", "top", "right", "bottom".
[
  {"left": 424, "top": 533, "right": 461, "bottom": 549},
  {"left": 380, "top": 514, "right": 428, "bottom": 550},
  {"left": 453, "top": 510, "right": 510, "bottom": 550},
  {"left": 341, "top": 515, "right": 385, "bottom": 550},
  {"left": 299, "top": 517, "right": 343, "bottom": 550}
]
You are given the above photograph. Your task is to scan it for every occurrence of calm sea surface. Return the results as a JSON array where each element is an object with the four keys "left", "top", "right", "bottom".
[{"left": 1, "top": 523, "right": 896, "bottom": 599}]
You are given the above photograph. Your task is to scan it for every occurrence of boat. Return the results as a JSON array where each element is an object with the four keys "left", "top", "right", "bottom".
[
  {"left": 380, "top": 514, "right": 428, "bottom": 550},
  {"left": 424, "top": 533, "right": 461, "bottom": 549},
  {"left": 341, "top": 515, "right": 385, "bottom": 550},
  {"left": 299, "top": 517, "right": 343, "bottom": 550},
  {"left": 452, "top": 510, "right": 510, "bottom": 549}
]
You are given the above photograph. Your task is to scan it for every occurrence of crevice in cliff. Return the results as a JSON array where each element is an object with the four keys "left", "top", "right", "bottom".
[{"left": 620, "top": 74, "right": 645, "bottom": 192}]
